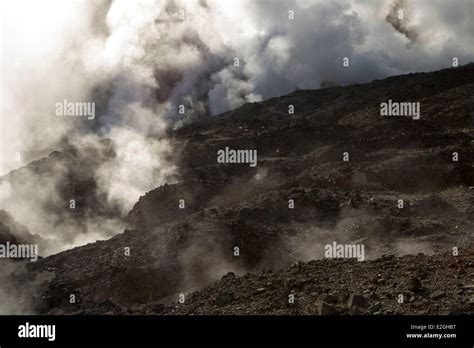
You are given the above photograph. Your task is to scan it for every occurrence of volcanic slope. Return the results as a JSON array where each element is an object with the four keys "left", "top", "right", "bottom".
[{"left": 3, "top": 64, "right": 473, "bottom": 314}]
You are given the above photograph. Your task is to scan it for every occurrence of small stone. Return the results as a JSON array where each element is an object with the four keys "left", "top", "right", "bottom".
[
  {"left": 369, "top": 292, "right": 379, "bottom": 300},
  {"left": 430, "top": 290, "right": 446, "bottom": 300},
  {"left": 382, "top": 254, "right": 395, "bottom": 260},
  {"left": 318, "top": 301, "right": 338, "bottom": 315},
  {"left": 347, "top": 294, "right": 368, "bottom": 308},
  {"left": 222, "top": 272, "right": 235, "bottom": 280},
  {"left": 461, "top": 284, "right": 474, "bottom": 289},
  {"left": 370, "top": 302, "right": 382, "bottom": 312},
  {"left": 215, "top": 292, "right": 234, "bottom": 306}
]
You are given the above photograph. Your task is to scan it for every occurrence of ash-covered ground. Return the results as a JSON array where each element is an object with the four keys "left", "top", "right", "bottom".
[{"left": 1, "top": 64, "right": 473, "bottom": 315}]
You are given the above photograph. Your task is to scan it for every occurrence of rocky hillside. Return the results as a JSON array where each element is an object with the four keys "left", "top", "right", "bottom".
[
  {"left": 164, "top": 245, "right": 474, "bottom": 315},
  {"left": 1, "top": 63, "right": 473, "bottom": 315}
]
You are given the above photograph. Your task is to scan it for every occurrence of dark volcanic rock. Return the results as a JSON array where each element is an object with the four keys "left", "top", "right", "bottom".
[
  {"left": 5, "top": 64, "right": 474, "bottom": 315},
  {"left": 318, "top": 301, "right": 338, "bottom": 315},
  {"left": 347, "top": 294, "right": 368, "bottom": 309}
]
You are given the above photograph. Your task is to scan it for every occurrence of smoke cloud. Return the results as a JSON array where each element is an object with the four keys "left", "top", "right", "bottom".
[{"left": 385, "top": 0, "right": 418, "bottom": 44}]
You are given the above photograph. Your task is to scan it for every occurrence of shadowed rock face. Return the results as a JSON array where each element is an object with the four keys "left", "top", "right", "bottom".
[{"left": 2, "top": 64, "right": 473, "bottom": 314}]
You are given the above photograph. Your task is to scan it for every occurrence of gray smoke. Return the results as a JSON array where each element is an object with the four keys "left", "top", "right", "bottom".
[{"left": 385, "top": 0, "right": 418, "bottom": 44}]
